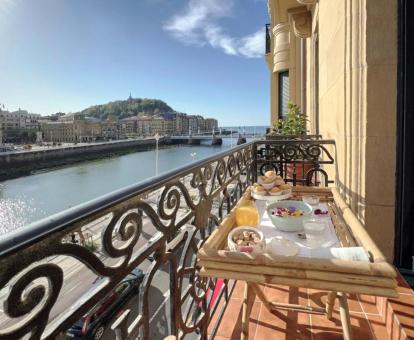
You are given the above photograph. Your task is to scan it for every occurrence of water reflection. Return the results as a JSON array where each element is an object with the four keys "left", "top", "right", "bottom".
[{"left": 0, "top": 141, "right": 234, "bottom": 233}]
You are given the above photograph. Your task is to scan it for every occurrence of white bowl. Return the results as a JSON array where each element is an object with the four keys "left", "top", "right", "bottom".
[
  {"left": 267, "top": 201, "right": 313, "bottom": 232},
  {"left": 269, "top": 189, "right": 282, "bottom": 196},
  {"left": 228, "top": 226, "right": 264, "bottom": 254},
  {"left": 261, "top": 181, "right": 274, "bottom": 190}
]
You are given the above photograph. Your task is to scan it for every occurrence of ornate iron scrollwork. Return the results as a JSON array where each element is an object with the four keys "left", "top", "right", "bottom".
[
  {"left": 0, "top": 140, "right": 334, "bottom": 339},
  {"left": 0, "top": 143, "right": 255, "bottom": 340}
]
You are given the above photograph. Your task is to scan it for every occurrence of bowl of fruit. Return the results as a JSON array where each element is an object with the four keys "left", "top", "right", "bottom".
[
  {"left": 267, "top": 201, "right": 312, "bottom": 232},
  {"left": 227, "top": 226, "right": 264, "bottom": 254}
]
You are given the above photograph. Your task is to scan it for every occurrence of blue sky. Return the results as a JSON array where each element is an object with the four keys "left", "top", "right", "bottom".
[{"left": 0, "top": 0, "right": 270, "bottom": 126}]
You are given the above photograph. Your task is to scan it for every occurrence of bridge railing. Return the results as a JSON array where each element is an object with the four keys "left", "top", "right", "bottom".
[{"left": 0, "top": 139, "right": 335, "bottom": 340}]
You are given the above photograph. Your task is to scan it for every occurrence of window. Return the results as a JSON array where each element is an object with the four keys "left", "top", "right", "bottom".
[{"left": 278, "top": 71, "right": 289, "bottom": 118}]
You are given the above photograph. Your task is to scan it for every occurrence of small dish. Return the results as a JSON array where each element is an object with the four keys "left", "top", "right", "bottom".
[
  {"left": 267, "top": 237, "right": 299, "bottom": 256},
  {"left": 228, "top": 226, "right": 264, "bottom": 254},
  {"left": 261, "top": 181, "right": 274, "bottom": 190},
  {"left": 268, "top": 187, "right": 282, "bottom": 196},
  {"left": 302, "top": 195, "right": 320, "bottom": 206}
]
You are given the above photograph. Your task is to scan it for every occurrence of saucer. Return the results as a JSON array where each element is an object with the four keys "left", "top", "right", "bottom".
[{"left": 266, "top": 236, "right": 299, "bottom": 256}]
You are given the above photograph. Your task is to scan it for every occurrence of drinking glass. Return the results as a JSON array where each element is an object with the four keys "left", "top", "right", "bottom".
[{"left": 303, "top": 219, "right": 327, "bottom": 247}]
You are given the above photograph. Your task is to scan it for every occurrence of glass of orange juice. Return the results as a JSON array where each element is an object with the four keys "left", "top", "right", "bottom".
[{"left": 235, "top": 200, "right": 259, "bottom": 227}]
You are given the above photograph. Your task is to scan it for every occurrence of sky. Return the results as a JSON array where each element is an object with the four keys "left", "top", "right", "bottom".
[{"left": 0, "top": 0, "right": 270, "bottom": 126}]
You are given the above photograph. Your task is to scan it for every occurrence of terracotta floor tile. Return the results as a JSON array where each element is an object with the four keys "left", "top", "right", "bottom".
[
  {"left": 255, "top": 286, "right": 312, "bottom": 340},
  {"left": 359, "top": 294, "right": 381, "bottom": 315},
  {"left": 214, "top": 297, "right": 261, "bottom": 339},
  {"left": 208, "top": 297, "right": 225, "bottom": 335},
  {"left": 350, "top": 312, "right": 375, "bottom": 339},
  {"left": 306, "top": 289, "right": 364, "bottom": 314},
  {"left": 231, "top": 280, "right": 245, "bottom": 299},
  {"left": 263, "top": 284, "right": 293, "bottom": 304},
  {"left": 311, "top": 311, "right": 373, "bottom": 339},
  {"left": 367, "top": 314, "right": 392, "bottom": 340},
  {"left": 396, "top": 273, "right": 414, "bottom": 296},
  {"left": 207, "top": 284, "right": 414, "bottom": 340}
]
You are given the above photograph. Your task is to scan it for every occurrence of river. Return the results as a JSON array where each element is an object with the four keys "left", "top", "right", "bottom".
[{"left": 0, "top": 134, "right": 263, "bottom": 234}]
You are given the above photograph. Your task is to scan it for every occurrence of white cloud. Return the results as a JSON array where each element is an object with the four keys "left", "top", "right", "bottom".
[{"left": 163, "top": 0, "right": 264, "bottom": 58}]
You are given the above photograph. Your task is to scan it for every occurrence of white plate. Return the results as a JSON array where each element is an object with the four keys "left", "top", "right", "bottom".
[
  {"left": 266, "top": 236, "right": 299, "bottom": 256},
  {"left": 252, "top": 190, "right": 292, "bottom": 201}
]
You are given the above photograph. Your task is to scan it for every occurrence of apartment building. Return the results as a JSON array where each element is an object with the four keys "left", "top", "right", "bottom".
[{"left": 266, "top": 0, "right": 397, "bottom": 260}]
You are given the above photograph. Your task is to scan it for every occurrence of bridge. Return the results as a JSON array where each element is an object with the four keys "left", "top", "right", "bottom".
[{"left": 163, "top": 135, "right": 223, "bottom": 145}]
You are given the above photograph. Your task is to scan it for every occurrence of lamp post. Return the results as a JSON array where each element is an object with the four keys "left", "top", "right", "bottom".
[
  {"left": 155, "top": 133, "right": 160, "bottom": 176},
  {"left": 190, "top": 152, "right": 197, "bottom": 161}
]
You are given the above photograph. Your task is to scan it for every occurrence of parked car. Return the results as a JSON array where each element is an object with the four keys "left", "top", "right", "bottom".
[{"left": 67, "top": 268, "right": 144, "bottom": 340}]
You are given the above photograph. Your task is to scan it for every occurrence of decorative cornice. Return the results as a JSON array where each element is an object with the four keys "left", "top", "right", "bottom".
[
  {"left": 273, "top": 22, "right": 290, "bottom": 73},
  {"left": 288, "top": 6, "right": 312, "bottom": 38}
]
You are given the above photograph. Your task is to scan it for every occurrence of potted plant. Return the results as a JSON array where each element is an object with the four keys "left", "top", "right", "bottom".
[
  {"left": 267, "top": 102, "right": 314, "bottom": 183},
  {"left": 268, "top": 102, "right": 308, "bottom": 137}
]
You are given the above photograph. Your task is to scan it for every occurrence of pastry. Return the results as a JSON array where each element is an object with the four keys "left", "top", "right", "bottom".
[
  {"left": 279, "top": 183, "right": 291, "bottom": 190},
  {"left": 264, "top": 170, "right": 277, "bottom": 180},
  {"left": 254, "top": 185, "right": 266, "bottom": 194},
  {"left": 262, "top": 177, "right": 274, "bottom": 184},
  {"left": 269, "top": 186, "right": 282, "bottom": 196}
]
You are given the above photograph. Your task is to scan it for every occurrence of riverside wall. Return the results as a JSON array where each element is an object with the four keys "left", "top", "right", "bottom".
[{"left": 0, "top": 139, "right": 160, "bottom": 180}]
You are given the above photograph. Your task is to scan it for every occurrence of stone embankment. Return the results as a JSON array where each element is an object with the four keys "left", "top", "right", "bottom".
[{"left": 0, "top": 139, "right": 159, "bottom": 180}]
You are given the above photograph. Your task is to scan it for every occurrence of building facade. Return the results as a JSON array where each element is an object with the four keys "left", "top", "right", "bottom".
[
  {"left": 267, "top": 0, "right": 397, "bottom": 260},
  {"left": 0, "top": 109, "right": 41, "bottom": 142},
  {"left": 205, "top": 118, "right": 218, "bottom": 132}
]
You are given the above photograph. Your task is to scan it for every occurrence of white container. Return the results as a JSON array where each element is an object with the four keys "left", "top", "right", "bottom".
[
  {"left": 267, "top": 201, "right": 313, "bottom": 232},
  {"left": 303, "top": 219, "right": 327, "bottom": 247},
  {"left": 267, "top": 236, "right": 299, "bottom": 256},
  {"left": 261, "top": 181, "right": 275, "bottom": 190},
  {"left": 302, "top": 195, "right": 320, "bottom": 206},
  {"left": 228, "top": 226, "right": 264, "bottom": 254},
  {"left": 269, "top": 189, "right": 282, "bottom": 196}
]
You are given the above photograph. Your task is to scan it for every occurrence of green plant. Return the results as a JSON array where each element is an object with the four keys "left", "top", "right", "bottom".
[
  {"left": 84, "top": 239, "right": 98, "bottom": 252},
  {"left": 270, "top": 102, "right": 308, "bottom": 136}
]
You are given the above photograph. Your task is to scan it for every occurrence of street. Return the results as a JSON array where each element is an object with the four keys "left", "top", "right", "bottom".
[{"left": 0, "top": 209, "right": 193, "bottom": 340}]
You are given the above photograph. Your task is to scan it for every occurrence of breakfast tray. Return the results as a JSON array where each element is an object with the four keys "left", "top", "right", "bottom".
[{"left": 197, "top": 186, "right": 398, "bottom": 340}]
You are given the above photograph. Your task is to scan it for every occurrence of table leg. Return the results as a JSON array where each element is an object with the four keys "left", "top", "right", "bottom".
[
  {"left": 338, "top": 292, "right": 353, "bottom": 340},
  {"left": 326, "top": 291, "right": 337, "bottom": 320},
  {"left": 249, "top": 283, "right": 272, "bottom": 312},
  {"left": 241, "top": 282, "right": 253, "bottom": 340}
]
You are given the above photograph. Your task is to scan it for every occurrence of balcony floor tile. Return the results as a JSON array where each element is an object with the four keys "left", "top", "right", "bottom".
[{"left": 208, "top": 281, "right": 413, "bottom": 340}]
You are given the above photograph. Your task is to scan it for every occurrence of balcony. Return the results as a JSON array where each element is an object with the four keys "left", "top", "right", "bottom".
[
  {"left": 265, "top": 24, "right": 271, "bottom": 55},
  {"left": 0, "top": 139, "right": 412, "bottom": 340}
]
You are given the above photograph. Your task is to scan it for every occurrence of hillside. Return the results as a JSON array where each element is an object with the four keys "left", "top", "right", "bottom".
[{"left": 80, "top": 97, "right": 174, "bottom": 119}]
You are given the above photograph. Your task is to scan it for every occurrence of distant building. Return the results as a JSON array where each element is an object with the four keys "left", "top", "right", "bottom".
[
  {"left": 0, "top": 109, "right": 41, "bottom": 142},
  {"left": 39, "top": 109, "right": 218, "bottom": 142},
  {"left": 175, "top": 113, "right": 189, "bottom": 135},
  {"left": 187, "top": 115, "right": 198, "bottom": 134},
  {"left": 42, "top": 113, "right": 119, "bottom": 143},
  {"left": 119, "top": 116, "right": 139, "bottom": 137},
  {"left": 205, "top": 118, "right": 218, "bottom": 132}
]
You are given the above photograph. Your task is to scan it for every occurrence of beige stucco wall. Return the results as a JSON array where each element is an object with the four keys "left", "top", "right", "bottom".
[
  {"left": 317, "top": 0, "right": 397, "bottom": 260},
  {"left": 267, "top": 0, "right": 397, "bottom": 260}
]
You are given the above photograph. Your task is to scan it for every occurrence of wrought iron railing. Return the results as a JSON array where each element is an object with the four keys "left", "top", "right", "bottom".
[
  {"left": 0, "top": 139, "right": 335, "bottom": 340},
  {"left": 256, "top": 139, "right": 335, "bottom": 187},
  {"left": 265, "top": 23, "right": 271, "bottom": 55}
]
